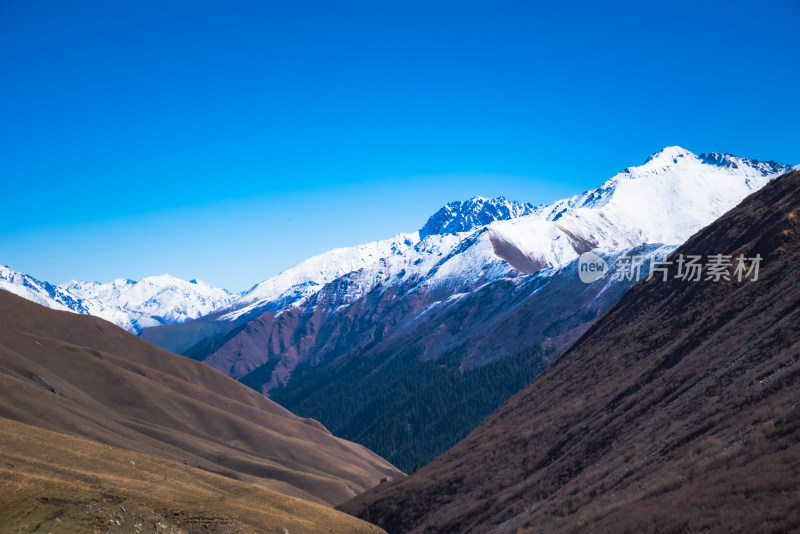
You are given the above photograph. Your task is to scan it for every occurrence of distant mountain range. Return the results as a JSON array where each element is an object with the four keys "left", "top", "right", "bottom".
[
  {"left": 2, "top": 147, "right": 794, "bottom": 472},
  {"left": 4, "top": 147, "right": 791, "bottom": 340},
  {"left": 341, "top": 168, "right": 800, "bottom": 533},
  {"left": 0, "top": 268, "right": 236, "bottom": 333}
]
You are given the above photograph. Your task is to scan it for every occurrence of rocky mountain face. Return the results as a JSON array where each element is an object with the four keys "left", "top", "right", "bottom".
[
  {"left": 419, "top": 196, "right": 537, "bottom": 237},
  {"left": 340, "top": 170, "right": 800, "bottom": 533}
]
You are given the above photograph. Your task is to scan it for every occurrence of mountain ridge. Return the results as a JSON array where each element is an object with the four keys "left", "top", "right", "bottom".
[{"left": 0, "top": 265, "right": 236, "bottom": 333}]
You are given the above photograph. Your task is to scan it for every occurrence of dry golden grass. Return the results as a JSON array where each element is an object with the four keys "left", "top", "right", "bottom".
[{"left": 0, "top": 416, "right": 385, "bottom": 533}]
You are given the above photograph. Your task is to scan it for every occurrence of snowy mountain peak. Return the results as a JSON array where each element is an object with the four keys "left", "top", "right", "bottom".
[
  {"left": 636, "top": 146, "right": 792, "bottom": 178},
  {"left": 62, "top": 274, "right": 236, "bottom": 332},
  {"left": 643, "top": 145, "right": 694, "bottom": 165},
  {"left": 139, "top": 274, "right": 188, "bottom": 286},
  {"left": 1, "top": 265, "right": 89, "bottom": 314},
  {"left": 60, "top": 280, "right": 100, "bottom": 294},
  {"left": 419, "top": 196, "right": 537, "bottom": 238}
]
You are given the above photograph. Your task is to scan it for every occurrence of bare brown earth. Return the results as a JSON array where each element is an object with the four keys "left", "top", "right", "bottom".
[
  {"left": 0, "top": 416, "right": 385, "bottom": 533},
  {"left": 0, "top": 289, "right": 402, "bottom": 509},
  {"left": 341, "top": 170, "right": 800, "bottom": 533}
]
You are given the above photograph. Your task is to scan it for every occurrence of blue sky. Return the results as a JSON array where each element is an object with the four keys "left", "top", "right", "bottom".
[{"left": 1, "top": 0, "right": 798, "bottom": 291}]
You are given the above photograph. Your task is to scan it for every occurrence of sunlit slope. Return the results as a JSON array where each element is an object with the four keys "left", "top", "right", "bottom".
[
  {"left": 0, "top": 416, "right": 384, "bottom": 533},
  {"left": 0, "top": 289, "right": 401, "bottom": 507}
]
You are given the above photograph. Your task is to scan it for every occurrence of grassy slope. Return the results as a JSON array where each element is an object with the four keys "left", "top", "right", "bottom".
[
  {"left": 0, "top": 289, "right": 401, "bottom": 507},
  {"left": 0, "top": 416, "right": 384, "bottom": 534}
]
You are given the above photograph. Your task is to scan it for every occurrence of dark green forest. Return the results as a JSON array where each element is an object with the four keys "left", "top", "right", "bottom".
[{"left": 270, "top": 344, "right": 551, "bottom": 473}]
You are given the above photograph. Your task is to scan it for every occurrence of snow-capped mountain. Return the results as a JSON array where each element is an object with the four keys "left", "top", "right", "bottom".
[
  {"left": 0, "top": 266, "right": 90, "bottom": 314},
  {"left": 140, "top": 146, "right": 793, "bottom": 385},
  {"left": 419, "top": 196, "right": 537, "bottom": 237},
  {"left": 220, "top": 233, "right": 419, "bottom": 323},
  {"left": 182, "top": 196, "right": 557, "bottom": 334},
  {"left": 165, "top": 197, "right": 542, "bottom": 336},
  {"left": 0, "top": 267, "right": 235, "bottom": 333},
  {"left": 484, "top": 146, "right": 792, "bottom": 272},
  {"left": 286, "top": 146, "right": 791, "bottom": 305},
  {"left": 61, "top": 275, "right": 237, "bottom": 332}
]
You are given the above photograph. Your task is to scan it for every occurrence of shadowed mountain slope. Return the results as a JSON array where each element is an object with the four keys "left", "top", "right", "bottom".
[
  {"left": 0, "top": 289, "right": 401, "bottom": 508},
  {"left": 341, "top": 171, "right": 800, "bottom": 533}
]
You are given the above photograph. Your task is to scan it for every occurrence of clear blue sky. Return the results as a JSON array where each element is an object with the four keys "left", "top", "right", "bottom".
[{"left": 1, "top": 0, "right": 798, "bottom": 291}]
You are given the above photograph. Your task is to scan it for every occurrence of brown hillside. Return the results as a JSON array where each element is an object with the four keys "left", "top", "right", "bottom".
[
  {"left": 0, "top": 290, "right": 401, "bottom": 508},
  {"left": 0, "top": 416, "right": 383, "bottom": 533}
]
